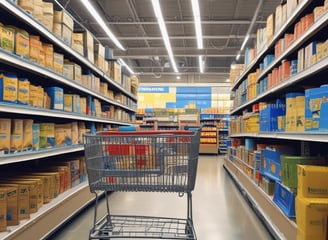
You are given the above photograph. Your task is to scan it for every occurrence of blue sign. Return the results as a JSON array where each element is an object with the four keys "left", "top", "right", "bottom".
[{"left": 138, "top": 86, "right": 169, "bottom": 93}]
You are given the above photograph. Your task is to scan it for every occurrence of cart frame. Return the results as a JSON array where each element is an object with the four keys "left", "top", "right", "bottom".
[{"left": 83, "top": 129, "right": 201, "bottom": 239}]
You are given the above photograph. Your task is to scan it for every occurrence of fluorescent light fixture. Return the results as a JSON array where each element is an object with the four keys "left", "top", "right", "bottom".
[
  {"left": 177, "top": 76, "right": 181, "bottom": 80},
  {"left": 199, "top": 56, "right": 204, "bottom": 73},
  {"left": 240, "top": 34, "right": 250, "bottom": 51},
  {"left": 191, "top": 0, "right": 203, "bottom": 49},
  {"left": 118, "top": 58, "right": 135, "bottom": 75},
  {"left": 81, "top": 0, "right": 125, "bottom": 50},
  {"left": 236, "top": 53, "right": 241, "bottom": 61},
  {"left": 151, "top": 0, "right": 178, "bottom": 73}
]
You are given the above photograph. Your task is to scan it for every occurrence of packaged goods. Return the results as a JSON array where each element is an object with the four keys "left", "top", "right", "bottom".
[
  {"left": 17, "top": 78, "right": 30, "bottom": 105},
  {"left": 9, "top": 27, "right": 29, "bottom": 58},
  {"left": 1, "top": 25, "right": 15, "bottom": 53},
  {"left": 10, "top": 119, "right": 23, "bottom": 151},
  {"left": 32, "top": 123, "right": 40, "bottom": 150},
  {"left": 0, "top": 119, "right": 11, "bottom": 151},
  {"left": 0, "top": 187, "right": 18, "bottom": 226},
  {"left": 64, "top": 94, "right": 73, "bottom": 112},
  {"left": 17, "top": 0, "right": 34, "bottom": 13},
  {"left": 39, "top": 123, "right": 55, "bottom": 148},
  {"left": 298, "top": 165, "right": 328, "bottom": 198},
  {"left": 54, "top": 123, "right": 72, "bottom": 146},
  {"left": 72, "top": 33, "right": 84, "bottom": 55},
  {"left": 42, "top": 43, "right": 54, "bottom": 69},
  {"left": 29, "top": 35, "right": 41, "bottom": 63},
  {"left": 53, "top": 53, "right": 64, "bottom": 74},
  {"left": 46, "top": 87, "right": 64, "bottom": 110},
  {"left": 0, "top": 188, "right": 6, "bottom": 232},
  {"left": 0, "top": 73, "right": 18, "bottom": 103},
  {"left": 22, "top": 119, "right": 33, "bottom": 150}
]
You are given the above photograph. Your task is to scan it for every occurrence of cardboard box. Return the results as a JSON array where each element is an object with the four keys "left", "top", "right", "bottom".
[
  {"left": 55, "top": 123, "right": 72, "bottom": 146},
  {"left": 80, "top": 97, "right": 87, "bottom": 115},
  {"left": 296, "top": 196, "right": 328, "bottom": 240},
  {"left": 46, "top": 87, "right": 64, "bottom": 110},
  {"left": 15, "top": 176, "right": 43, "bottom": 209},
  {"left": 10, "top": 119, "right": 23, "bottom": 151},
  {"left": 74, "top": 64, "right": 82, "bottom": 82},
  {"left": 109, "top": 61, "right": 122, "bottom": 83},
  {"left": 53, "top": 53, "right": 64, "bottom": 74},
  {"left": 32, "top": 0, "right": 43, "bottom": 21},
  {"left": 72, "top": 33, "right": 84, "bottom": 55},
  {"left": 0, "top": 187, "right": 18, "bottom": 226},
  {"left": 14, "top": 28, "right": 29, "bottom": 59},
  {"left": 1, "top": 25, "right": 15, "bottom": 53},
  {"left": 63, "top": 61, "right": 74, "bottom": 80},
  {"left": 39, "top": 123, "right": 55, "bottom": 149},
  {"left": 61, "top": 24, "right": 72, "bottom": 46},
  {"left": 54, "top": 10, "right": 74, "bottom": 30},
  {"left": 0, "top": 188, "right": 6, "bottom": 232},
  {"left": 53, "top": 23, "right": 61, "bottom": 39},
  {"left": 29, "top": 35, "right": 41, "bottom": 63},
  {"left": 29, "top": 172, "right": 60, "bottom": 200},
  {"left": 17, "top": 0, "right": 34, "bottom": 13},
  {"left": 83, "top": 31, "right": 94, "bottom": 63},
  {"left": 72, "top": 94, "right": 80, "bottom": 113},
  {"left": 298, "top": 165, "right": 328, "bottom": 198},
  {"left": 17, "top": 78, "right": 30, "bottom": 105},
  {"left": 42, "top": 43, "right": 54, "bottom": 69}
]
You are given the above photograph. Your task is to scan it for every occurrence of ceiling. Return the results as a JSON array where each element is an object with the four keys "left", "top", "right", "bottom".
[{"left": 56, "top": 0, "right": 281, "bottom": 83}]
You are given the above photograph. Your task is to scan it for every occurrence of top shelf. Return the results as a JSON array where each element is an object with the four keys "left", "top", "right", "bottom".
[
  {"left": 0, "top": 1, "right": 137, "bottom": 101},
  {"left": 231, "top": 0, "right": 312, "bottom": 91}
]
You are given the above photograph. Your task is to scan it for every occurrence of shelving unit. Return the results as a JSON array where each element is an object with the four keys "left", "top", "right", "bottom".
[
  {"left": 226, "top": 1, "right": 328, "bottom": 239},
  {"left": 0, "top": 1, "right": 137, "bottom": 239}
]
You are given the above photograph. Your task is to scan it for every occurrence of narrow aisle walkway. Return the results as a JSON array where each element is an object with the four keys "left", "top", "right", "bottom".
[{"left": 46, "top": 156, "right": 273, "bottom": 240}]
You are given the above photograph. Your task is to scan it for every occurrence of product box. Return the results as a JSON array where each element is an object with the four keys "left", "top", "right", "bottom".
[
  {"left": 72, "top": 94, "right": 81, "bottom": 113},
  {"left": 0, "top": 183, "right": 29, "bottom": 221},
  {"left": 83, "top": 31, "right": 94, "bottom": 63},
  {"left": 94, "top": 43, "right": 105, "bottom": 71},
  {"left": 53, "top": 53, "right": 64, "bottom": 74},
  {"left": 39, "top": 123, "right": 55, "bottom": 149},
  {"left": 72, "top": 33, "right": 84, "bottom": 55},
  {"left": 38, "top": 45, "right": 45, "bottom": 67},
  {"left": 68, "top": 159, "right": 80, "bottom": 187},
  {"left": 55, "top": 123, "right": 72, "bottom": 146},
  {"left": 10, "top": 119, "right": 23, "bottom": 151},
  {"left": 109, "top": 61, "right": 122, "bottom": 83},
  {"left": 17, "top": 0, "right": 34, "bottom": 13},
  {"left": 63, "top": 61, "right": 74, "bottom": 80},
  {"left": 42, "top": 43, "right": 54, "bottom": 69},
  {"left": 296, "top": 95, "right": 305, "bottom": 132},
  {"left": 32, "top": 123, "right": 40, "bottom": 150},
  {"left": 53, "top": 10, "right": 74, "bottom": 30},
  {"left": 17, "top": 78, "right": 30, "bottom": 105},
  {"left": 63, "top": 94, "right": 73, "bottom": 112},
  {"left": 0, "top": 188, "right": 6, "bottom": 232},
  {"left": 53, "top": 23, "right": 61, "bottom": 39},
  {"left": 74, "top": 64, "right": 82, "bottom": 82},
  {"left": 22, "top": 119, "right": 33, "bottom": 150},
  {"left": 32, "top": 0, "right": 43, "bottom": 21},
  {"left": 296, "top": 196, "right": 328, "bottom": 240},
  {"left": 0, "top": 73, "right": 18, "bottom": 103},
  {"left": 13, "top": 27, "right": 29, "bottom": 59},
  {"left": 46, "top": 87, "right": 64, "bottom": 110},
  {"left": 1, "top": 25, "right": 15, "bottom": 53},
  {"left": 41, "top": 2, "right": 53, "bottom": 31},
  {"left": 29, "top": 35, "right": 41, "bottom": 63},
  {"left": 80, "top": 97, "right": 87, "bottom": 115},
  {"left": 273, "top": 181, "right": 295, "bottom": 218},
  {"left": 71, "top": 122, "right": 79, "bottom": 145},
  {"left": 0, "top": 187, "right": 18, "bottom": 226},
  {"left": 61, "top": 24, "right": 72, "bottom": 46},
  {"left": 298, "top": 165, "right": 328, "bottom": 198},
  {"left": 16, "top": 176, "right": 43, "bottom": 208},
  {"left": 28, "top": 172, "right": 59, "bottom": 200}
]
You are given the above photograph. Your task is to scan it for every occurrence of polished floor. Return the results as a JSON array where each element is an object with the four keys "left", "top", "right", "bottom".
[{"left": 46, "top": 155, "right": 273, "bottom": 240}]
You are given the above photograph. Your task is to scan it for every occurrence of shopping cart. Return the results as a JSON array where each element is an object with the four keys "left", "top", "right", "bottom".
[{"left": 83, "top": 129, "right": 201, "bottom": 239}]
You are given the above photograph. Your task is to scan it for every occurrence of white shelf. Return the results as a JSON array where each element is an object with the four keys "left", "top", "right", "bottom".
[
  {"left": 232, "top": 0, "right": 311, "bottom": 90},
  {"left": 223, "top": 158, "right": 297, "bottom": 240},
  {"left": 0, "top": 103, "right": 134, "bottom": 125},
  {"left": 0, "top": 145, "right": 84, "bottom": 165},
  {"left": 230, "top": 55, "right": 328, "bottom": 114},
  {"left": 0, "top": 49, "right": 135, "bottom": 112},
  {"left": 230, "top": 131, "right": 328, "bottom": 142},
  {"left": 0, "top": 182, "right": 95, "bottom": 240},
  {"left": 0, "top": 0, "right": 137, "bottom": 102}
]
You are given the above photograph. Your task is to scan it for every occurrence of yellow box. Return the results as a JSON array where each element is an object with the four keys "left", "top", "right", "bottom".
[
  {"left": 72, "top": 33, "right": 84, "bottom": 55},
  {"left": 1, "top": 73, "right": 17, "bottom": 103},
  {"left": 0, "top": 118, "right": 11, "bottom": 150},
  {"left": 80, "top": 97, "right": 87, "bottom": 115},
  {"left": 16, "top": 176, "right": 43, "bottom": 209},
  {"left": 298, "top": 165, "right": 328, "bottom": 198},
  {"left": 13, "top": 28, "right": 29, "bottom": 59},
  {"left": 74, "top": 64, "right": 82, "bottom": 82},
  {"left": 54, "top": 10, "right": 74, "bottom": 30},
  {"left": 64, "top": 94, "right": 73, "bottom": 112},
  {"left": 41, "top": 14, "right": 53, "bottom": 32},
  {"left": 1, "top": 25, "right": 15, "bottom": 53},
  {"left": 53, "top": 52, "right": 64, "bottom": 74},
  {"left": 42, "top": 2, "right": 53, "bottom": 15},
  {"left": 42, "top": 43, "right": 54, "bottom": 69},
  {"left": 83, "top": 31, "right": 94, "bottom": 63},
  {"left": 18, "top": 78, "right": 30, "bottom": 105},
  {"left": 32, "top": 0, "right": 43, "bottom": 21},
  {"left": 10, "top": 119, "right": 23, "bottom": 151},
  {"left": 296, "top": 196, "right": 328, "bottom": 240},
  {"left": 0, "top": 188, "right": 6, "bottom": 232},
  {"left": 55, "top": 123, "right": 72, "bottom": 146},
  {"left": 63, "top": 61, "right": 74, "bottom": 80},
  {"left": 17, "top": 0, "right": 34, "bottom": 13},
  {"left": 53, "top": 23, "right": 61, "bottom": 39},
  {"left": 0, "top": 187, "right": 18, "bottom": 226},
  {"left": 109, "top": 61, "right": 122, "bottom": 83},
  {"left": 29, "top": 35, "right": 41, "bottom": 63},
  {"left": 61, "top": 24, "right": 72, "bottom": 46}
]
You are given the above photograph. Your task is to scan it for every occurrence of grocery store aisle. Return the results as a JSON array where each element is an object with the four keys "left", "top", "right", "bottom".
[{"left": 46, "top": 155, "right": 273, "bottom": 240}]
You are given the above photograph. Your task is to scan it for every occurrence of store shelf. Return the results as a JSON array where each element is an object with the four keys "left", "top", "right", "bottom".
[
  {"left": 231, "top": 55, "right": 328, "bottom": 114},
  {"left": 0, "top": 0, "right": 137, "bottom": 101},
  {"left": 223, "top": 158, "right": 297, "bottom": 240},
  {"left": 0, "top": 103, "right": 133, "bottom": 125},
  {"left": 0, "top": 49, "right": 135, "bottom": 112},
  {"left": 230, "top": 131, "right": 328, "bottom": 143},
  {"left": 232, "top": 0, "right": 311, "bottom": 90},
  {"left": 0, "top": 145, "right": 84, "bottom": 165},
  {"left": 0, "top": 183, "right": 95, "bottom": 240},
  {"left": 199, "top": 143, "right": 218, "bottom": 154}
]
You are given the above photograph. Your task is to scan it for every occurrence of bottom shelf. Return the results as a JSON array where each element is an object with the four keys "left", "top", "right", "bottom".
[
  {"left": 223, "top": 158, "right": 297, "bottom": 240},
  {"left": 1, "top": 183, "right": 95, "bottom": 240},
  {"left": 199, "top": 144, "right": 218, "bottom": 154}
]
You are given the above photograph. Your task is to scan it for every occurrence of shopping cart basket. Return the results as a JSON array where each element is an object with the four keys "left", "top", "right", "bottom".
[{"left": 83, "top": 129, "right": 201, "bottom": 239}]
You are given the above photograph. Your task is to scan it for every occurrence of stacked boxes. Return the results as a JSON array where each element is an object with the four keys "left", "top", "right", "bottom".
[
  {"left": 53, "top": 10, "right": 74, "bottom": 46},
  {"left": 285, "top": 92, "right": 304, "bottom": 132},
  {"left": 259, "top": 99, "right": 286, "bottom": 132},
  {"left": 296, "top": 165, "right": 328, "bottom": 240}
]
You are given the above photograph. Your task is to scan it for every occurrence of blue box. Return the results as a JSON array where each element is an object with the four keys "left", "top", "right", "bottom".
[
  {"left": 46, "top": 87, "right": 64, "bottom": 110},
  {"left": 273, "top": 181, "right": 295, "bottom": 218}
]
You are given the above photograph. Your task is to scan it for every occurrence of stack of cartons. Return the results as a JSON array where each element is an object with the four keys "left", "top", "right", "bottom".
[
  {"left": 94, "top": 43, "right": 105, "bottom": 71},
  {"left": 53, "top": 10, "right": 74, "bottom": 46},
  {"left": 41, "top": 2, "right": 54, "bottom": 32},
  {"left": 72, "top": 33, "right": 84, "bottom": 55},
  {"left": 296, "top": 165, "right": 328, "bottom": 240},
  {"left": 83, "top": 31, "right": 94, "bottom": 63}
]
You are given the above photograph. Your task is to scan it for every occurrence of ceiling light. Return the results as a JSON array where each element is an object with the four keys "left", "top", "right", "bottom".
[
  {"left": 177, "top": 76, "right": 181, "bottom": 80},
  {"left": 151, "top": 0, "right": 178, "bottom": 73},
  {"left": 191, "top": 0, "right": 203, "bottom": 49},
  {"left": 236, "top": 53, "right": 241, "bottom": 61},
  {"left": 199, "top": 56, "right": 204, "bottom": 73},
  {"left": 80, "top": 0, "right": 125, "bottom": 50},
  {"left": 118, "top": 58, "right": 135, "bottom": 75},
  {"left": 240, "top": 34, "right": 250, "bottom": 51}
]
